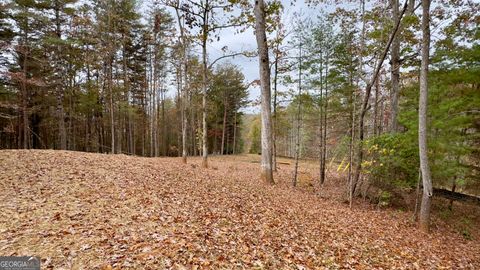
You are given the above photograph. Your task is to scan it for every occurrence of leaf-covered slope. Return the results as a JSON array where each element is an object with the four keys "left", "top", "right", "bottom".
[{"left": 0, "top": 150, "right": 478, "bottom": 269}]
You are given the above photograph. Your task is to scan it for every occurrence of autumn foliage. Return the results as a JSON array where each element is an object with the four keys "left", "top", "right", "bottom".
[{"left": 0, "top": 150, "right": 478, "bottom": 269}]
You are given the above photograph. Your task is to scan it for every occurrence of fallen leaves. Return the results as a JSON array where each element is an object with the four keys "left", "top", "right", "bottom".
[{"left": 0, "top": 150, "right": 478, "bottom": 269}]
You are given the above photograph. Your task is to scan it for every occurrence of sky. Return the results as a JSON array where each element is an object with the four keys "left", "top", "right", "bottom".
[
  {"left": 158, "top": 0, "right": 332, "bottom": 113},
  {"left": 182, "top": 0, "right": 365, "bottom": 113},
  {"left": 206, "top": 0, "right": 330, "bottom": 113}
]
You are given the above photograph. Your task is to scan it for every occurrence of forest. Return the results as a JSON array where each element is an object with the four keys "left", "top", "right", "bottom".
[{"left": 0, "top": 0, "right": 479, "bottom": 268}]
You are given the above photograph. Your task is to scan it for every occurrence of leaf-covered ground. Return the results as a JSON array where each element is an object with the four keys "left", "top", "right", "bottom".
[{"left": 0, "top": 150, "right": 478, "bottom": 269}]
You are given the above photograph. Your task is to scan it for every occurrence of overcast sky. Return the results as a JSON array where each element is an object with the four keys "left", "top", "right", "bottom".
[
  {"left": 206, "top": 0, "right": 316, "bottom": 113},
  {"left": 154, "top": 0, "right": 362, "bottom": 113}
]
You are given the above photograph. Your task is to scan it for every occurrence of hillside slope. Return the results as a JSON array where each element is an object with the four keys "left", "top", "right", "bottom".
[{"left": 0, "top": 150, "right": 478, "bottom": 269}]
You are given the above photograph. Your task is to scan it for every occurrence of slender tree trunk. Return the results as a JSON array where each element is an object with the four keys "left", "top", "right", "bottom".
[
  {"left": 272, "top": 53, "right": 279, "bottom": 171},
  {"left": 180, "top": 67, "right": 188, "bottom": 161},
  {"left": 320, "top": 55, "right": 329, "bottom": 185},
  {"left": 373, "top": 74, "right": 380, "bottom": 136},
  {"left": 348, "top": 81, "right": 356, "bottom": 207},
  {"left": 225, "top": 125, "right": 230, "bottom": 154},
  {"left": 213, "top": 110, "right": 218, "bottom": 154},
  {"left": 174, "top": 6, "right": 189, "bottom": 163},
  {"left": 413, "top": 168, "right": 421, "bottom": 221},
  {"left": 22, "top": 79, "right": 28, "bottom": 149},
  {"left": 150, "top": 55, "right": 155, "bottom": 156},
  {"left": 379, "top": 100, "right": 384, "bottom": 135},
  {"left": 418, "top": 0, "right": 433, "bottom": 233},
  {"left": 142, "top": 74, "right": 147, "bottom": 156},
  {"left": 390, "top": 0, "right": 400, "bottom": 132},
  {"left": 201, "top": 36, "right": 208, "bottom": 163},
  {"left": 106, "top": 7, "right": 115, "bottom": 154},
  {"left": 254, "top": 0, "right": 274, "bottom": 184},
  {"left": 70, "top": 78, "right": 76, "bottom": 150},
  {"left": 390, "top": 0, "right": 415, "bottom": 132},
  {"left": 52, "top": 2, "right": 67, "bottom": 150},
  {"left": 21, "top": 23, "right": 29, "bottom": 149},
  {"left": 182, "top": 89, "right": 188, "bottom": 162},
  {"left": 449, "top": 178, "right": 456, "bottom": 210},
  {"left": 109, "top": 74, "right": 115, "bottom": 154},
  {"left": 293, "top": 42, "right": 302, "bottom": 187},
  {"left": 129, "top": 115, "right": 134, "bottom": 155},
  {"left": 221, "top": 95, "right": 227, "bottom": 155},
  {"left": 200, "top": 6, "right": 209, "bottom": 167},
  {"left": 55, "top": 69, "right": 66, "bottom": 150},
  {"left": 192, "top": 101, "right": 197, "bottom": 156},
  {"left": 162, "top": 89, "right": 166, "bottom": 156},
  {"left": 124, "top": 36, "right": 133, "bottom": 155},
  {"left": 347, "top": 9, "right": 359, "bottom": 206},
  {"left": 120, "top": 34, "right": 132, "bottom": 154},
  {"left": 233, "top": 109, "right": 237, "bottom": 154},
  {"left": 351, "top": 0, "right": 366, "bottom": 199},
  {"left": 318, "top": 51, "right": 324, "bottom": 186}
]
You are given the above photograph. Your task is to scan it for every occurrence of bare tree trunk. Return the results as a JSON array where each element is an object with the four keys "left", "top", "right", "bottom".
[
  {"left": 201, "top": 10, "right": 209, "bottom": 167},
  {"left": 390, "top": 0, "right": 400, "bottom": 132},
  {"left": 150, "top": 53, "right": 155, "bottom": 156},
  {"left": 21, "top": 24, "right": 29, "bottom": 149},
  {"left": 225, "top": 125, "right": 230, "bottom": 154},
  {"left": 320, "top": 55, "right": 329, "bottom": 185},
  {"left": 413, "top": 168, "right": 421, "bottom": 221},
  {"left": 180, "top": 69, "right": 188, "bottom": 161},
  {"left": 123, "top": 36, "right": 134, "bottom": 155},
  {"left": 52, "top": 2, "right": 67, "bottom": 150},
  {"left": 192, "top": 103, "right": 197, "bottom": 156},
  {"left": 157, "top": 90, "right": 162, "bottom": 156},
  {"left": 254, "top": 0, "right": 274, "bottom": 184},
  {"left": 221, "top": 95, "right": 227, "bottom": 155},
  {"left": 373, "top": 74, "right": 380, "bottom": 136},
  {"left": 182, "top": 92, "right": 188, "bottom": 162},
  {"left": 318, "top": 51, "right": 324, "bottom": 186},
  {"left": 109, "top": 61, "right": 115, "bottom": 154},
  {"left": 390, "top": 0, "right": 415, "bottom": 132},
  {"left": 272, "top": 51, "right": 279, "bottom": 171},
  {"left": 129, "top": 115, "right": 134, "bottom": 155},
  {"left": 175, "top": 6, "right": 189, "bottom": 163},
  {"left": 233, "top": 109, "right": 237, "bottom": 154},
  {"left": 22, "top": 79, "right": 28, "bottom": 149},
  {"left": 348, "top": 84, "right": 356, "bottom": 208},
  {"left": 449, "top": 178, "right": 456, "bottom": 210},
  {"left": 106, "top": 7, "right": 115, "bottom": 154},
  {"left": 418, "top": 0, "right": 433, "bottom": 233},
  {"left": 379, "top": 97, "right": 384, "bottom": 135},
  {"left": 55, "top": 93, "right": 67, "bottom": 149},
  {"left": 293, "top": 42, "right": 302, "bottom": 187},
  {"left": 350, "top": 0, "right": 366, "bottom": 204},
  {"left": 161, "top": 89, "right": 166, "bottom": 156},
  {"left": 213, "top": 110, "right": 218, "bottom": 154}
]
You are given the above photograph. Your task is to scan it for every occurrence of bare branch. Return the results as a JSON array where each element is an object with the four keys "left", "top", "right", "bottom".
[{"left": 208, "top": 52, "right": 252, "bottom": 69}]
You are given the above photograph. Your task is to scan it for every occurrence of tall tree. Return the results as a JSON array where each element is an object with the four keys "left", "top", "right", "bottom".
[
  {"left": 254, "top": 0, "right": 274, "bottom": 184},
  {"left": 389, "top": 0, "right": 401, "bottom": 132},
  {"left": 418, "top": 0, "right": 432, "bottom": 233},
  {"left": 292, "top": 41, "right": 302, "bottom": 187},
  {"left": 169, "top": 0, "right": 190, "bottom": 163},
  {"left": 44, "top": 0, "right": 78, "bottom": 150}
]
